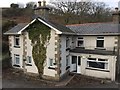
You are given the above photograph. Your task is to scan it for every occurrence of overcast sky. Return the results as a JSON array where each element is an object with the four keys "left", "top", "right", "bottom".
[{"left": 0, "top": 0, "right": 119, "bottom": 8}]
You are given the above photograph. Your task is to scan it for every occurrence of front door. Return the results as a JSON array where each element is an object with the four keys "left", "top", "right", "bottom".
[
  {"left": 71, "top": 56, "right": 77, "bottom": 72},
  {"left": 71, "top": 56, "right": 81, "bottom": 73},
  {"left": 77, "top": 56, "right": 81, "bottom": 73}
]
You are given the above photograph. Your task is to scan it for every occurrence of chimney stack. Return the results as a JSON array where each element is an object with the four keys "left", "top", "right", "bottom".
[
  {"left": 33, "top": 0, "right": 50, "bottom": 20},
  {"left": 112, "top": 7, "right": 120, "bottom": 24}
]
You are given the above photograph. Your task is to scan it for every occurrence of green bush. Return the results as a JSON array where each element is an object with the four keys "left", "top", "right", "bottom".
[{"left": 2, "top": 57, "right": 12, "bottom": 69}]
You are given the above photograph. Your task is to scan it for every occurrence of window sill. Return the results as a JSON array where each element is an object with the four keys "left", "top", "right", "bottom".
[
  {"left": 14, "top": 46, "right": 20, "bottom": 48},
  {"left": 13, "top": 64, "right": 20, "bottom": 67},
  {"left": 86, "top": 67, "right": 109, "bottom": 72},
  {"left": 66, "top": 48, "right": 70, "bottom": 51},
  {"left": 76, "top": 47, "right": 85, "bottom": 49},
  {"left": 26, "top": 63, "right": 32, "bottom": 66},
  {"left": 95, "top": 47, "right": 106, "bottom": 50},
  {"left": 48, "top": 66, "right": 56, "bottom": 70},
  {"left": 66, "top": 66, "right": 70, "bottom": 70}
]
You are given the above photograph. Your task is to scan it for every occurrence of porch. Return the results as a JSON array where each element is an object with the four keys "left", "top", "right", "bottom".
[{"left": 68, "top": 47, "right": 117, "bottom": 81}]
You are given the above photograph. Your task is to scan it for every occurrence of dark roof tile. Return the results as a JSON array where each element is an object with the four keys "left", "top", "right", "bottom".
[{"left": 67, "top": 23, "right": 120, "bottom": 35}]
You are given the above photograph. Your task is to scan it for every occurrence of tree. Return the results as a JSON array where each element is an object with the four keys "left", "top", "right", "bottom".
[
  {"left": 26, "top": 2, "right": 36, "bottom": 9},
  {"left": 49, "top": 1, "right": 112, "bottom": 24}
]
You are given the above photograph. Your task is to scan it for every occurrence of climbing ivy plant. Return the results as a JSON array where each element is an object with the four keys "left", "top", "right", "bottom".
[{"left": 27, "top": 19, "right": 51, "bottom": 77}]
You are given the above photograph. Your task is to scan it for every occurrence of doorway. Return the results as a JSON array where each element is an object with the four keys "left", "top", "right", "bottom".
[{"left": 71, "top": 56, "right": 81, "bottom": 73}]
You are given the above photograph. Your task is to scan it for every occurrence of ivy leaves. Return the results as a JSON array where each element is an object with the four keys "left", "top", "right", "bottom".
[{"left": 27, "top": 19, "right": 51, "bottom": 76}]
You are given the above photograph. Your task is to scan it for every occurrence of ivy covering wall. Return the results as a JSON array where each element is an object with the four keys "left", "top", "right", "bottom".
[{"left": 27, "top": 19, "right": 51, "bottom": 77}]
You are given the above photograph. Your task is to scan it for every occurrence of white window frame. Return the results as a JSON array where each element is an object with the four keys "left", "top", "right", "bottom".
[
  {"left": 87, "top": 57, "right": 108, "bottom": 70},
  {"left": 14, "top": 36, "right": 20, "bottom": 47},
  {"left": 26, "top": 56, "right": 32, "bottom": 64},
  {"left": 48, "top": 58, "right": 56, "bottom": 69},
  {"left": 49, "top": 58, "right": 53, "bottom": 66},
  {"left": 14, "top": 54, "right": 20, "bottom": 65},
  {"left": 76, "top": 37, "right": 84, "bottom": 47},
  {"left": 96, "top": 37, "right": 104, "bottom": 48}
]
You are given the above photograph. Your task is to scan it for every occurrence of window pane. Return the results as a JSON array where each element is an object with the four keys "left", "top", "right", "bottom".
[
  {"left": 16, "top": 57, "right": 19, "bottom": 64},
  {"left": 97, "top": 40, "right": 104, "bottom": 47},
  {"left": 28, "top": 56, "right": 32, "bottom": 63},
  {"left": 72, "top": 56, "right": 77, "bottom": 64},
  {"left": 15, "top": 36, "right": 20, "bottom": 46},
  {"left": 50, "top": 59, "right": 53, "bottom": 66},
  {"left": 77, "top": 40, "right": 83, "bottom": 47},
  {"left": 98, "top": 59, "right": 107, "bottom": 61},
  {"left": 78, "top": 56, "right": 81, "bottom": 65},
  {"left": 16, "top": 38, "right": 19, "bottom": 45},
  {"left": 88, "top": 61, "right": 105, "bottom": 69}
]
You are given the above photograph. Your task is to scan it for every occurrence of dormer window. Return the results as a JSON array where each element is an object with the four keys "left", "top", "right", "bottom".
[
  {"left": 77, "top": 37, "right": 84, "bottom": 47},
  {"left": 14, "top": 36, "right": 20, "bottom": 48}
]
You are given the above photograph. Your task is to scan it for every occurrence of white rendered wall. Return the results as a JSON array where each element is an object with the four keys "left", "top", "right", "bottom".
[
  {"left": 24, "top": 32, "right": 38, "bottom": 74},
  {"left": 70, "top": 53, "right": 117, "bottom": 81},
  {"left": 9, "top": 35, "right": 24, "bottom": 69},
  {"left": 43, "top": 29, "right": 57, "bottom": 77}
]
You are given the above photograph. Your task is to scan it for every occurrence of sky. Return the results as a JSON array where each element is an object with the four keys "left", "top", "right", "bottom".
[{"left": 0, "top": 0, "right": 120, "bottom": 8}]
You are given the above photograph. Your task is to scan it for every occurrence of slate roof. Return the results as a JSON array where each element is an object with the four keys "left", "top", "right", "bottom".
[
  {"left": 4, "top": 17, "right": 74, "bottom": 35},
  {"left": 70, "top": 47, "right": 117, "bottom": 55},
  {"left": 46, "top": 20, "right": 74, "bottom": 34},
  {"left": 67, "top": 23, "right": 120, "bottom": 35},
  {"left": 37, "top": 17, "right": 75, "bottom": 34},
  {"left": 4, "top": 23, "right": 28, "bottom": 34}
]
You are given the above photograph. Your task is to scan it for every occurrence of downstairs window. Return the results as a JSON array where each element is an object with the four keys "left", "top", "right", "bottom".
[{"left": 87, "top": 58, "right": 108, "bottom": 70}]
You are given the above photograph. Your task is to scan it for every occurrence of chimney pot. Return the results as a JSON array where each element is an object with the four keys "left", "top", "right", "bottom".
[
  {"left": 112, "top": 7, "right": 120, "bottom": 24},
  {"left": 43, "top": 0, "right": 46, "bottom": 6},
  {"left": 38, "top": 1, "right": 41, "bottom": 7},
  {"left": 115, "top": 7, "right": 118, "bottom": 10}
]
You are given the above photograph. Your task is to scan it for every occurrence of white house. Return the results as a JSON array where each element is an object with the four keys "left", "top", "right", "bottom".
[{"left": 4, "top": 1, "right": 120, "bottom": 81}]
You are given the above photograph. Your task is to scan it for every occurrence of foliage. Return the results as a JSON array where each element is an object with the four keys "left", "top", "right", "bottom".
[
  {"left": 2, "top": 20, "right": 17, "bottom": 53},
  {"left": 27, "top": 19, "right": 51, "bottom": 76},
  {"left": 49, "top": 1, "right": 112, "bottom": 24},
  {"left": 2, "top": 52, "right": 12, "bottom": 69},
  {"left": 26, "top": 2, "right": 37, "bottom": 9}
]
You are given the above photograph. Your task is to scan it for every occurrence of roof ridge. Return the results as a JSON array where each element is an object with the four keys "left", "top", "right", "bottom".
[{"left": 66, "top": 22, "right": 112, "bottom": 26}]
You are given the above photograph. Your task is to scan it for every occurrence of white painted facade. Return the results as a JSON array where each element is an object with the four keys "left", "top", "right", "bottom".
[
  {"left": 9, "top": 29, "right": 58, "bottom": 77},
  {"left": 7, "top": 20, "right": 118, "bottom": 81}
]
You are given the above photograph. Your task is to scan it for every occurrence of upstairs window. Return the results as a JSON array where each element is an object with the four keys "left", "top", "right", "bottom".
[
  {"left": 14, "top": 36, "right": 20, "bottom": 47},
  {"left": 77, "top": 37, "right": 84, "bottom": 47},
  {"left": 96, "top": 37, "right": 104, "bottom": 48},
  {"left": 66, "top": 37, "right": 70, "bottom": 48}
]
